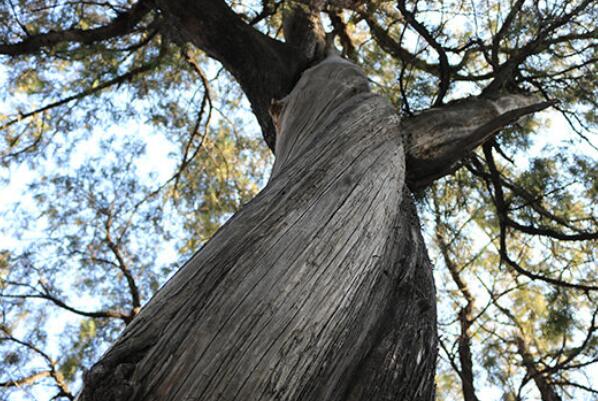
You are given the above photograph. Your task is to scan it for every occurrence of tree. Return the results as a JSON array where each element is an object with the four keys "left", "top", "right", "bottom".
[{"left": 0, "top": 1, "right": 596, "bottom": 400}]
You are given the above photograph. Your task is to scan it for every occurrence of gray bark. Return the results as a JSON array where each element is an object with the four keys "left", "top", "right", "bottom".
[
  {"left": 0, "top": 1, "right": 556, "bottom": 397},
  {"left": 78, "top": 53, "right": 437, "bottom": 401},
  {"left": 76, "top": 39, "right": 553, "bottom": 398},
  {"left": 402, "top": 94, "right": 554, "bottom": 190}
]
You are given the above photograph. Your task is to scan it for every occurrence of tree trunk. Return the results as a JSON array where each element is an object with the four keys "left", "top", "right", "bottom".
[{"left": 78, "top": 54, "right": 438, "bottom": 400}]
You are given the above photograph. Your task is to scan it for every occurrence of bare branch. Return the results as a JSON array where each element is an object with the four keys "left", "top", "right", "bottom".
[
  {"left": 491, "top": 0, "right": 526, "bottom": 67},
  {"left": 432, "top": 193, "right": 480, "bottom": 401},
  {"left": 0, "top": 370, "right": 52, "bottom": 387},
  {"left": 396, "top": 0, "right": 450, "bottom": 105},
  {"left": 481, "top": 144, "right": 598, "bottom": 292},
  {"left": 403, "top": 94, "right": 554, "bottom": 189},
  {"left": 103, "top": 211, "right": 141, "bottom": 315},
  {"left": 0, "top": 328, "right": 74, "bottom": 398},
  {"left": 1, "top": 286, "right": 131, "bottom": 322},
  {"left": 484, "top": 0, "right": 596, "bottom": 93}
]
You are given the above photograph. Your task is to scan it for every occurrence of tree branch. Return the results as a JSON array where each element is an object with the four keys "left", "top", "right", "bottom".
[
  {"left": 0, "top": 40, "right": 166, "bottom": 132},
  {"left": 0, "top": 328, "right": 74, "bottom": 398},
  {"left": 0, "top": 370, "right": 52, "bottom": 387},
  {"left": 402, "top": 94, "right": 555, "bottom": 190},
  {"left": 363, "top": 14, "right": 493, "bottom": 83},
  {"left": 481, "top": 144, "right": 598, "bottom": 292},
  {"left": 1, "top": 283, "right": 132, "bottom": 322},
  {"left": 433, "top": 195, "right": 480, "bottom": 401},
  {"left": 484, "top": 0, "right": 595, "bottom": 93},
  {"left": 103, "top": 211, "right": 141, "bottom": 315},
  {"left": 515, "top": 336, "right": 563, "bottom": 401},
  {"left": 0, "top": 0, "right": 152, "bottom": 56},
  {"left": 154, "top": 0, "right": 309, "bottom": 151},
  {"left": 396, "top": 0, "right": 450, "bottom": 105},
  {"left": 491, "top": 0, "right": 526, "bottom": 68},
  {"left": 327, "top": 10, "right": 357, "bottom": 61}
]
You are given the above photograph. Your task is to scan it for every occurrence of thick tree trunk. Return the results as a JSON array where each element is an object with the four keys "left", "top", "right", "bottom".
[{"left": 78, "top": 54, "right": 437, "bottom": 400}]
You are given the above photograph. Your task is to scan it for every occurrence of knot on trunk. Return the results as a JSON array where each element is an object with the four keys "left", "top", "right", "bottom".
[{"left": 77, "top": 333, "right": 157, "bottom": 401}]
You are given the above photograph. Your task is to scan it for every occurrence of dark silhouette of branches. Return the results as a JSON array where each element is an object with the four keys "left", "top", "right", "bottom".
[{"left": 0, "top": 0, "right": 152, "bottom": 56}]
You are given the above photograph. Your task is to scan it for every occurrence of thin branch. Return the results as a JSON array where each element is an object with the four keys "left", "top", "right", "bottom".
[
  {"left": 397, "top": 0, "right": 450, "bottom": 105},
  {"left": 0, "top": 0, "right": 153, "bottom": 56},
  {"left": 482, "top": 143, "right": 598, "bottom": 292},
  {"left": 491, "top": 0, "right": 526, "bottom": 67},
  {"left": 0, "top": 329, "right": 74, "bottom": 398},
  {"left": 103, "top": 210, "right": 141, "bottom": 314},
  {"left": 0, "top": 40, "right": 167, "bottom": 132},
  {"left": 0, "top": 371, "right": 51, "bottom": 388},
  {"left": 1, "top": 287, "right": 131, "bottom": 322},
  {"left": 432, "top": 191, "right": 480, "bottom": 401}
]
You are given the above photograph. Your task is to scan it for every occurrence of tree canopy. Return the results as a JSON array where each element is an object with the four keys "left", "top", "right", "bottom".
[{"left": 0, "top": 1, "right": 597, "bottom": 400}]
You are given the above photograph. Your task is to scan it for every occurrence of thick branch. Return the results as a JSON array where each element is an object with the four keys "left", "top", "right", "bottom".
[
  {"left": 327, "top": 10, "right": 357, "bottom": 61},
  {"left": 0, "top": 1, "right": 152, "bottom": 56},
  {"left": 402, "top": 94, "right": 554, "bottom": 190},
  {"left": 155, "top": 0, "right": 309, "bottom": 151}
]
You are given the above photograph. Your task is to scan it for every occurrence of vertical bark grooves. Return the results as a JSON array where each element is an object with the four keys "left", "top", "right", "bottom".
[
  {"left": 78, "top": 55, "right": 437, "bottom": 401},
  {"left": 342, "top": 212, "right": 437, "bottom": 401}
]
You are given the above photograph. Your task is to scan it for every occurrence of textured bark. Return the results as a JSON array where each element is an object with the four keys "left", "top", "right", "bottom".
[
  {"left": 78, "top": 54, "right": 437, "bottom": 401},
  {"left": 402, "top": 95, "right": 554, "bottom": 190},
  {"left": 73, "top": 10, "right": 553, "bottom": 394},
  {"left": 152, "top": 0, "right": 552, "bottom": 165}
]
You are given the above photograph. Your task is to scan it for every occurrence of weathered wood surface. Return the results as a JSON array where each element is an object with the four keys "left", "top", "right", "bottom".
[
  {"left": 78, "top": 54, "right": 437, "bottom": 400},
  {"left": 402, "top": 94, "right": 553, "bottom": 189}
]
